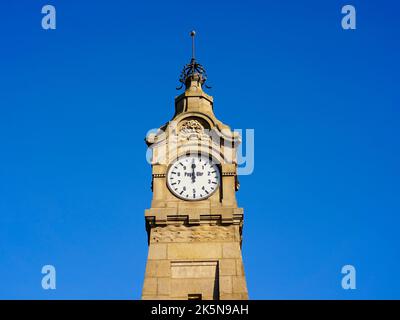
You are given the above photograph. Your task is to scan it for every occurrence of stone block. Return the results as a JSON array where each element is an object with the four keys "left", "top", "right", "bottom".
[
  {"left": 222, "top": 242, "right": 241, "bottom": 258},
  {"left": 167, "top": 242, "right": 222, "bottom": 260},
  {"left": 145, "top": 260, "right": 171, "bottom": 277},
  {"left": 171, "top": 261, "right": 217, "bottom": 278},
  {"left": 147, "top": 243, "right": 167, "bottom": 260},
  {"left": 142, "top": 277, "right": 157, "bottom": 295},
  {"left": 232, "top": 276, "right": 247, "bottom": 294},
  {"left": 219, "top": 259, "right": 236, "bottom": 276},
  {"left": 236, "top": 259, "right": 245, "bottom": 276},
  {"left": 219, "top": 276, "right": 233, "bottom": 294},
  {"left": 157, "top": 277, "right": 170, "bottom": 295},
  {"left": 220, "top": 293, "right": 242, "bottom": 300}
]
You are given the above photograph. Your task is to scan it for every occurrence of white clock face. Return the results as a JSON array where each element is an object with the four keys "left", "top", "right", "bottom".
[{"left": 167, "top": 154, "right": 220, "bottom": 200}]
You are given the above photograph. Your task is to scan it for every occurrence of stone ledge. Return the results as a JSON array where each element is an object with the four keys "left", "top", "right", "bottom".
[
  {"left": 145, "top": 207, "right": 243, "bottom": 223},
  {"left": 145, "top": 215, "right": 244, "bottom": 231}
]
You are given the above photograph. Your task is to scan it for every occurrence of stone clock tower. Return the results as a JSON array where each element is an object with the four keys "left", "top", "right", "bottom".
[{"left": 142, "top": 32, "right": 248, "bottom": 300}]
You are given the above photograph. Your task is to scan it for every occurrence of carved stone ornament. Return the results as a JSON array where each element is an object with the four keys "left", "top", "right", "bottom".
[
  {"left": 180, "top": 119, "right": 203, "bottom": 134},
  {"left": 179, "top": 119, "right": 209, "bottom": 142},
  {"left": 151, "top": 225, "right": 236, "bottom": 243}
]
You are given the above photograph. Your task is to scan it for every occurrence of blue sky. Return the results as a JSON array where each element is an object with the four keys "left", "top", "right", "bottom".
[{"left": 0, "top": 0, "right": 399, "bottom": 299}]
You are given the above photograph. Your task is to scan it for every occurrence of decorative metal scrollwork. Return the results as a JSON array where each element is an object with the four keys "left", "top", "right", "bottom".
[{"left": 176, "top": 30, "right": 211, "bottom": 90}]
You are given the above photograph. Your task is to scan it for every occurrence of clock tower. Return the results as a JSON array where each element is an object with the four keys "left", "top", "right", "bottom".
[{"left": 142, "top": 32, "right": 248, "bottom": 300}]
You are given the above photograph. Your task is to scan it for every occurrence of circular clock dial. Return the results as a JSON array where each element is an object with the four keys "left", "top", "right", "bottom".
[{"left": 167, "top": 154, "right": 220, "bottom": 200}]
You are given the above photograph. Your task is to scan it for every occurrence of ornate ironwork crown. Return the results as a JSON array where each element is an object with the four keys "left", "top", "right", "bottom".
[{"left": 177, "top": 31, "right": 210, "bottom": 90}]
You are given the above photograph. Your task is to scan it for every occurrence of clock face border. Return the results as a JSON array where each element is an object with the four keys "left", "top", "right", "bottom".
[{"left": 166, "top": 153, "right": 221, "bottom": 201}]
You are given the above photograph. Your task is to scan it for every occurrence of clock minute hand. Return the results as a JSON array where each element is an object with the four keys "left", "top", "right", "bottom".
[{"left": 191, "top": 163, "right": 196, "bottom": 183}]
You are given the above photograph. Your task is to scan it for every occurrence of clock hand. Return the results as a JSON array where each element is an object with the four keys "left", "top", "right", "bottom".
[{"left": 191, "top": 162, "right": 196, "bottom": 183}]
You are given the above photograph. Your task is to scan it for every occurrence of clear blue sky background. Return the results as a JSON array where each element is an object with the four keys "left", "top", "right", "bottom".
[{"left": 0, "top": 0, "right": 399, "bottom": 299}]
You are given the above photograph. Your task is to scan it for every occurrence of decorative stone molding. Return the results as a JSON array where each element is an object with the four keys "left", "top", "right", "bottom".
[
  {"left": 152, "top": 173, "right": 166, "bottom": 178},
  {"left": 150, "top": 225, "right": 236, "bottom": 243},
  {"left": 222, "top": 172, "right": 236, "bottom": 176}
]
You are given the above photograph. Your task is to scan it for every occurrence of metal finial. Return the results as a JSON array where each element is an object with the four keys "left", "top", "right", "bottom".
[{"left": 190, "top": 30, "right": 196, "bottom": 60}]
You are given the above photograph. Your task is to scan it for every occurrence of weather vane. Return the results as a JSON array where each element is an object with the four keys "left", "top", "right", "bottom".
[{"left": 176, "top": 30, "right": 211, "bottom": 90}]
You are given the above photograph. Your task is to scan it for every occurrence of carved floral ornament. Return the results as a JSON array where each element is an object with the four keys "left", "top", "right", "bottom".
[
  {"left": 180, "top": 119, "right": 204, "bottom": 134},
  {"left": 178, "top": 119, "right": 210, "bottom": 141}
]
